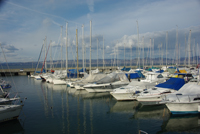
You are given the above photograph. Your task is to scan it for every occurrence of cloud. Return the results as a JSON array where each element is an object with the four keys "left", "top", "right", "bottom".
[{"left": 86, "top": 0, "right": 94, "bottom": 12}]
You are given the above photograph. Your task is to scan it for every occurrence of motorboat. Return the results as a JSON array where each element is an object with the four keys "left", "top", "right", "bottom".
[
  {"left": 160, "top": 83, "right": 200, "bottom": 114},
  {"left": 136, "top": 78, "right": 185, "bottom": 105},
  {"left": 110, "top": 72, "right": 168, "bottom": 101}
]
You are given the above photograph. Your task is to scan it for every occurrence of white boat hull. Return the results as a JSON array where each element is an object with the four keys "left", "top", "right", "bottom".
[
  {"left": 75, "top": 85, "right": 85, "bottom": 90},
  {"left": 53, "top": 79, "right": 66, "bottom": 85},
  {"left": 110, "top": 92, "right": 136, "bottom": 101},
  {"left": 166, "top": 101, "right": 200, "bottom": 114},
  {"left": 0, "top": 105, "right": 23, "bottom": 123},
  {"left": 85, "top": 83, "right": 128, "bottom": 93}
]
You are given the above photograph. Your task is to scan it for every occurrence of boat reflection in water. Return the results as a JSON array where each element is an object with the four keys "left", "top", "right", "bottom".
[
  {"left": 160, "top": 114, "right": 200, "bottom": 133},
  {"left": 110, "top": 101, "right": 141, "bottom": 114},
  {"left": 0, "top": 119, "right": 24, "bottom": 134},
  {"left": 133, "top": 105, "right": 170, "bottom": 120}
]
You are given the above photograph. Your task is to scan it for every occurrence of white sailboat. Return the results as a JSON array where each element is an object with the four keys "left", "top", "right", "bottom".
[{"left": 0, "top": 105, "right": 23, "bottom": 123}]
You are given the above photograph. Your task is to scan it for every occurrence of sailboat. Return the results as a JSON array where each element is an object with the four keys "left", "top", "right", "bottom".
[{"left": 0, "top": 43, "right": 25, "bottom": 123}]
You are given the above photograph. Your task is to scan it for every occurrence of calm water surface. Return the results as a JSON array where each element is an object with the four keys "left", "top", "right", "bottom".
[{"left": 0, "top": 76, "right": 200, "bottom": 134}]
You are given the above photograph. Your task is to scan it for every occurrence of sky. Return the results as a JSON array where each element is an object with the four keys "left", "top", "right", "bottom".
[{"left": 0, "top": 0, "right": 200, "bottom": 63}]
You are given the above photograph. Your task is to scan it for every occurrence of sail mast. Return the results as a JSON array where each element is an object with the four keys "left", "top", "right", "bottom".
[
  {"left": 82, "top": 24, "right": 85, "bottom": 73},
  {"left": 44, "top": 36, "right": 47, "bottom": 72},
  {"left": 124, "top": 43, "right": 125, "bottom": 67},
  {"left": 76, "top": 29, "right": 79, "bottom": 78},
  {"left": 143, "top": 36, "right": 144, "bottom": 68},
  {"left": 60, "top": 26, "right": 63, "bottom": 70},
  {"left": 103, "top": 36, "right": 104, "bottom": 70},
  {"left": 90, "top": 20, "right": 92, "bottom": 75},
  {"left": 176, "top": 25, "right": 178, "bottom": 65},
  {"left": 66, "top": 22, "right": 68, "bottom": 75},
  {"left": 97, "top": 38, "right": 98, "bottom": 69},
  {"left": 166, "top": 32, "right": 168, "bottom": 66},
  {"left": 188, "top": 30, "right": 191, "bottom": 66},
  {"left": 136, "top": 20, "right": 140, "bottom": 68}
]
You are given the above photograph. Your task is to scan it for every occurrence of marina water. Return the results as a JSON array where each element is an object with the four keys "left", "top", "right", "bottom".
[{"left": 1, "top": 76, "right": 200, "bottom": 134}]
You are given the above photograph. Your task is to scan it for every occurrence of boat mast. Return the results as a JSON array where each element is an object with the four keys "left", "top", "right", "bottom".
[
  {"left": 76, "top": 29, "right": 79, "bottom": 78},
  {"left": 66, "top": 23, "right": 68, "bottom": 76},
  {"left": 166, "top": 32, "right": 168, "bottom": 66},
  {"left": 90, "top": 20, "right": 92, "bottom": 75},
  {"left": 193, "top": 38, "right": 195, "bottom": 65},
  {"left": 50, "top": 40, "right": 52, "bottom": 71},
  {"left": 150, "top": 38, "right": 151, "bottom": 66},
  {"left": 188, "top": 30, "right": 191, "bottom": 66},
  {"left": 44, "top": 36, "right": 47, "bottom": 72},
  {"left": 176, "top": 25, "right": 178, "bottom": 65},
  {"left": 197, "top": 43, "right": 199, "bottom": 65},
  {"left": 136, "top": 20, "right": 140, "bottom": 68},
  {"left": 103, "top": 36, "right": 104, "bottom": 70},
  {"left": 97, "top": 38, "right": 98, "bottom": 69},
  {"left": 160, "top": 43, "right": 163, "bottom": 66},
  {"left": 130, "top": 44, "right": 132, "bottom": 68},
  {"left": 142, "top": 36, "right": 144, "bottom": 68},
  {"left": 60, "top": 26, "right": 63, "bottom": 70},
  {"left": 184, "top": 34, "right": 187, "bottom": 66},
  {"left": 124, "top": 43, "right": 125, "bottom": 67},
  {"left": 152, "top": 39, "right": 154, "bottom": 66},
  {"left": 82, "top": 24, "right": 85, "bottom": 73}
]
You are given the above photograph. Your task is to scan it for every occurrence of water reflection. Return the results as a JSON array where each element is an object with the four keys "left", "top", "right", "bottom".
[
  {"left": 110, "top": 101, "right": 141, "bottom": 114},
  {"left": 0, "top": 119, "right": 24, "bottom": 134},
  {"left": 133, "top": 105, "right": 170, "bottom": 120},
  {"left": 160, "top": 114, "right": 200, "bottom": 133},
  {"left": 18, "top": 77, "right": 200, "bottom": 134}
]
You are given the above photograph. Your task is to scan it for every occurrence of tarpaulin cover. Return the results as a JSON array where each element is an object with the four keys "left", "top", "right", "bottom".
[
  {"left": 121, "top": 67, "right": 131, "bottom": 72},
  {"left": 155, "top": 70, "right": 164, "bottom": 73},
  {"left": 155, "top": 77, "right": 185, "bottom": 90},
  {"left": 136, "top": 71, "right": 145, "bottom": 78},
  {"left": 129, "top": 73, "right": 140, "bottom": 79},
  {"left": 67, "top": 68, "right": 86, "bottom": 78}
]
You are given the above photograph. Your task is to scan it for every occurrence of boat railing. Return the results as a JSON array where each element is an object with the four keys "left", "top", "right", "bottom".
[
  {"left": 138, "top": 130, "right": 148, "bottom": 134},
  {"left": 175, "top": 94, "right": 200, "bottom": 102}
]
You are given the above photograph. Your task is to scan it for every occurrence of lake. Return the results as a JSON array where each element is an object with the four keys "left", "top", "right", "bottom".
[{"left": 0, "top": 76, "right": 200, "bottom": 134}]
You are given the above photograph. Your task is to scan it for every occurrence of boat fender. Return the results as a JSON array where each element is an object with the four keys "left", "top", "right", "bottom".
[{"left": 198, "top": 104, "right": 200, "bottom": 112}]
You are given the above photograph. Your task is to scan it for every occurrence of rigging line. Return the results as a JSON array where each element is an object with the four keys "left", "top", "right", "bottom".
[
  {"left": 5, "top": 1, "right": 82, "bottom": 25},
  {"left": 34, "top": 42, "right": 44, "bottom": 75},
  {"left": 41, "top": 42, "right": 51, "bottom": 73},
  {"left": 52, "top": 34, "right": 61, "bottom": 63},
  {"left": 0, "top": 43, "right": 18, "bottom": 97}
]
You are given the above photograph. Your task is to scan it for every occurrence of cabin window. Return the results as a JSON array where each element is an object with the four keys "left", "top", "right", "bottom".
[{"left": 157, "top": 74, "right": 163, "bottom": 78}]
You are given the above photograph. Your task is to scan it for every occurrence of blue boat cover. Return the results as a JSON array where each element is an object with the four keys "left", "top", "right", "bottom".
[
  {"left": 155, "top": 70, "right": 164, "bottom": 73},
  {"left": 146, "top": 68, "right": 152, "bottom": 71},
  {"left": 130, "top": 73, "right": 140, "bottom": 79},
  {"left": 125, "top": 71, "right": 145, "bottom": 79},
  {"left": 121, "top": 67, "right": 131, "bottom": 72},
  {"left": 155, "top": 78, "right": 185, "bottom": 90},
  {"left": 68, "top": 68, "right": 86, "bottom": 78},
  {"left": 135, "top": 71, "right": 145, "bottom": 78},
  {"left": 168, "top": 66, "right": 176, "bottom": 69}
]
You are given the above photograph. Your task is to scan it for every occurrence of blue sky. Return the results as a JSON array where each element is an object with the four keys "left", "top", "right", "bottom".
[{"left": 0, "top": 0, "right": 200, "bottom": 63}]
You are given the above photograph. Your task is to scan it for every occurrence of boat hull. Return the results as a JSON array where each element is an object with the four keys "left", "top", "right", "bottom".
[
  {"left": 85, "top": 83, "right": 128, "bottom": 93},
  {"left": 166, "top": 101, "right": 200, "bottom": 114},
  {"left": 110, "top": 92, "right": 136, "bottom": 101},
  {"left": 0, "top": 105, "right": 23, "bottom": 123}
]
